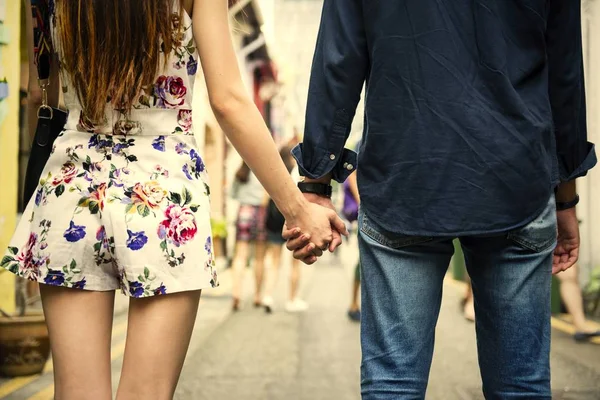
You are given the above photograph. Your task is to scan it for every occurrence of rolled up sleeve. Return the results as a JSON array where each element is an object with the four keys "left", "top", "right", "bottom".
[
  {"left": 547, "top": 0, "right": 597, "bottom": 181},
  {"left": 292, "top": 0, "right": 368, "bottom": 183}
]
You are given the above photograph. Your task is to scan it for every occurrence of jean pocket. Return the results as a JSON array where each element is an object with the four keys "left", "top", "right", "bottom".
[
  {"left": 360, "top": 214, "right": 433, "bottom": 249},
  {"left": 506, "top": 196, "right": 557, "bottom": 253}
]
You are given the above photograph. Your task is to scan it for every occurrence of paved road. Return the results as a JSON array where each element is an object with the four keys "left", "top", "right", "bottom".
[
  {"left": 174, "top": 244, "right": 600, "bottom": 400},
  {"left": 3, "top": 241, "right": 600, "bottom": 399}
]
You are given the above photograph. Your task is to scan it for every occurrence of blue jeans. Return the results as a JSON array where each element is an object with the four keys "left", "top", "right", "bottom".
[{"left": 358, "top": 196, "right": 556, "bottom": 399}]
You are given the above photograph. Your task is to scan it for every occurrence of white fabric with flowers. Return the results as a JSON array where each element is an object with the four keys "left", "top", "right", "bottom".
[{"left": 1, "top": 7, "right": 218, "bottom": 297}]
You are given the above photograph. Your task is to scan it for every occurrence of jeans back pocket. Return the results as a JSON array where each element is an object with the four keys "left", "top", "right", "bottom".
[{"left": 506, "top": 196, "right": 557, "bottom": 253}]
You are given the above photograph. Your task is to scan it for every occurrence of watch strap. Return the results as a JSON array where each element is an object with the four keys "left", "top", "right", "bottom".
[
  {"left": 556, "top": 194, "right": 579, "bottom": 211},
  {"left": 297, "top": 182, "right": 333, "bottom": 198}
]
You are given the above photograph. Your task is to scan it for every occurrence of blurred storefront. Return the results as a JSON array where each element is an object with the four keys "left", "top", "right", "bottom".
[{"left": 0, "top": 0, "right": 21, "bottom": 314}]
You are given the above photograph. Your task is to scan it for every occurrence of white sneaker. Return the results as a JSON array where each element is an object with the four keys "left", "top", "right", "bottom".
[
  {"left": 285, "top": 298, "right": 309, "bottom": 313},
  {"left": 262, "top": 296, "right": 274, "bottom": 314}
]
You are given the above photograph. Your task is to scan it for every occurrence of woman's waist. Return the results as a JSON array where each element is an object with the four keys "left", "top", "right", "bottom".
[{"left": 63, "top": 108, "right": 195, "bottom": 136}]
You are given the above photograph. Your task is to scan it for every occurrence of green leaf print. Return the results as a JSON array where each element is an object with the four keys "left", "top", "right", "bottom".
[
  {"left": 160, "top": 240, "right": 168, "bottom": 251},
  {"left": 89, "top": 202, "right": 100, "bottom": 215},
  {"left": 205, "top": 183, "right": 211, "bottom": 196},
  {"left": 1, "top": 255, "right": 15, "bottom": 267},
  {"left": 139, "top": 95, "right": 151, "bottom": 108},
  {"left": 169, "top": 192, "right": 182, "bottom": 205},
  {"left": 144, "top": 267, "right": 150, "bottom": 279},
  {"left": 55, "top": 184, "right": 65, "bottom": 197},
  {"left": 190, "top": 205, "right": 199, "bottom": 213},
  {"left": 137, "top": 204, "right": 151, "bottom": 217},
  {"left": 8, "top": 264, "right": 19, "bottom": 274},
  {"left": 70, "top": 259, "right": 77, "bottom": 270},
  {"left": 182, "top": 188, "right": 192, "bottom": 206},
  {"left": 8, "top": 247, "right": 18, "bottom": 255},
  {"left": 138, "top": 275, "right": 145, "bottom": 282}
]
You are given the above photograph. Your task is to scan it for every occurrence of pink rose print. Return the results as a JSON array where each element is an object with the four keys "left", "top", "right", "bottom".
[
  {"left": 154, "top": 76, "right": 187, "bottom": 108},
  {"left": 17, "top": 232, "right": 41, "bottom": 280},
  {"left": 52, "top": 162, "right": 78, "bottom": 186},
  {"left": 177, "top": 110, "right": 193, "bottom": 132},
  {"left": 158, "top": 205, "right": 197, "bottom": 247}
]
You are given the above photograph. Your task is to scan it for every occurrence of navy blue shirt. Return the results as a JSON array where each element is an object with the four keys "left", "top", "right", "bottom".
[{"left": 293, "top": 0, "right": 596, "bottom": 236}]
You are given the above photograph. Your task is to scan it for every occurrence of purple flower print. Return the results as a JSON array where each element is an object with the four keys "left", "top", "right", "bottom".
[
  {"left": 72, "top": 278, "right": 87, "bottom": 289},
  {"left": 34, "top": 188, "right": 43, "bottom": 206},
  {"left": 129, "top": 281, "right": 144, "bottom": 298},
  {"left": 44, "top": 269, "right": 65, "bottom": 286},
  {"left": 175, "top": 142, "right": 187, "bottom": 155},
  {"left": 96, "top": 226, "right": 106, "bottom": 241},
  {"left": 190, "top": 149, "right": 205, "bottom": 173},
  {"left": 152, "top": 136, "right": 166, "bottom": 152},
  {"left": 112, "top": 142, "right": 128, "bottom": 154},
  {"left": 182, "top": 164, "right": 193, "bottom": 181},
  {"left": 187, "top": 55, "right": 198, "bottom": 76},
  {"left": 126, "top": 230, "right": 148, "bottom": 251},
  {"left": 64, "top": 221, "right": 87, "bottom": 242},
  {"left": 88, "top": 135, "right": 99, "bottom": 149},
  {"left": 205, "top": 237, "right": 212, "bottom": 253},
  {"left": 154, "top": 284, "right": 167, "bottom": 296}
]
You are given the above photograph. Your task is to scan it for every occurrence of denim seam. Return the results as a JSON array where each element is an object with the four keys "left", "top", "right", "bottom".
[
  {"left": 361, "top": 217, "right": 433, "bottom": 249},
  {"left": 506, "top": 233, "right": 556, "bottom": 253}
]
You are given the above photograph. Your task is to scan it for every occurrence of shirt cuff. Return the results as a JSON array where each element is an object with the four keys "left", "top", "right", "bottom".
[
  {"left": 559, "top": 142, "right": 597, "bottom": 182},
  {"left": 291, "top": 143, "right": 358, "bottom": 183}
]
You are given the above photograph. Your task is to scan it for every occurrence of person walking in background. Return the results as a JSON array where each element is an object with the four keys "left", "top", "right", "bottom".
[
  {"left": 557, "top": 263, "right": 600, "bottom": 342},
  {"left": 230, "top": 162, "right": 269, "bottom": 311},
  {"left": 343, "top": 170, "right": 361, "bottom": 322},
  {"left": 285, "top": 0, "right": 596, "bottom": 398},
  {"left": 2, "top": 1, "right": 345, "bottom": 398},
  {"left": 262, "top": 141, "right": 308, "bottom": 313}
]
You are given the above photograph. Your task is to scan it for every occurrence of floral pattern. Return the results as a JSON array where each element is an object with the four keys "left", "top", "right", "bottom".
[{"left": 1, "top": 6, "right": 217, "bottom": 297}]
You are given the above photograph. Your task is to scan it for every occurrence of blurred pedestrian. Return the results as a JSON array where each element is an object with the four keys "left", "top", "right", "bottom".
[
  {"left": 262, "top": 142, "right": 308, "bottom": 313},
  {"left": 557, "top": 263, "right": 600, "bottom": 342},
  {"left": 343, "top": 171, "right": 361, "bottom": 322},
  {"left": 2, "top": 1, "right": 346, "bottom": 398},
  {"left": 230, "top": 162, "right": 269, "bottom": 311},
  {"left": 285, "top": 0, "right": 596, "bottom": 398}
]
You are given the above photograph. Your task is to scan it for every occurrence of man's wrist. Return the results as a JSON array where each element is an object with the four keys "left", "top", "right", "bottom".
[
  {"left": 556, "top": 180, "right": 577, "bottom": 203},
  {"left": 301, "top": 173, "right": 333, "bottom": 185}
]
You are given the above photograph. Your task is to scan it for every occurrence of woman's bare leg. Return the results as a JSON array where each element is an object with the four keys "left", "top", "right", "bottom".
[
  {"left": 253, "top": 240, "right": 267, "bottom": 305},
  {"left": 116, "top": 290, "right": 201, "bottom": 400},
  {"left": 40, "top": 285, "right": 115, "bottom": 400},
  {"left": 558, "top": 264, "right": 594, "bottom": 332}
]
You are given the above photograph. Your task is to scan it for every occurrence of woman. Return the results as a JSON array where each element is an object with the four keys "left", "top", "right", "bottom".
[
  {"left": 3, "top": 1, "right": 346, "bottom": 399},
  {"left": 230, "top": 163, "right": 269, "bottom": 311}
]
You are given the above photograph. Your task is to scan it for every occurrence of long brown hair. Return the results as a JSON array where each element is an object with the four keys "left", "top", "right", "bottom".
[{"left": 55, "top": 0, "right": 182, "bottom": 123}]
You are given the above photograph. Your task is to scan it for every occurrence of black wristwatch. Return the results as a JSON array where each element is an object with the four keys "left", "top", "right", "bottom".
[
  {"left": 298, "top": 182, "right": 333, "bottom": 198},
  {"left": 556, "top": 194, "right": 580, "bottom": 211}
]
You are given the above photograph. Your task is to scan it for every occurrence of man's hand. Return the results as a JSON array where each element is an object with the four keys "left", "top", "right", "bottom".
[
  {"left": 283, "top": 193, "right": 346, "bottom": 264},
  {"left": 553, "top": 207, "right": 580, "bottom": 274}
]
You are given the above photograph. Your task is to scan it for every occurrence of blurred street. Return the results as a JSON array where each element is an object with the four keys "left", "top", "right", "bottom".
[{"left": 2, "top": 236, "right": 600, "bottom": 400}]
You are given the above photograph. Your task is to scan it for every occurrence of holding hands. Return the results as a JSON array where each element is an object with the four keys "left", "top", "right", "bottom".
[{"left": 282, "top": 193, "right": 348, "bottom": 265}]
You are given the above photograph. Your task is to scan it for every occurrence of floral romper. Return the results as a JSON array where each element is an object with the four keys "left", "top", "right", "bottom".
[{"left": 0, "top": 6, "right": 218, "bottom": 297}]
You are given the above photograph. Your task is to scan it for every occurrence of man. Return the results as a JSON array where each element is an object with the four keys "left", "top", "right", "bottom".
[{"left": 286, "top": 0, "right": 596, "bottom": 398}]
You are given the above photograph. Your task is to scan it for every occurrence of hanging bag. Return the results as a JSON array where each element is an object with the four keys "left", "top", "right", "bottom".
[{"left": 22, "top": 0, "right": 68, "bottom": 206}]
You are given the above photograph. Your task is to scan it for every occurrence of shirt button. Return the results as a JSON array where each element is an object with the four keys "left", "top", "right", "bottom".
[
  {"left": 329, "top": 154, "right": 336, "bottom": 160},
  {"left": 346, "top": 164, "right": 354, "bottom": 171}
]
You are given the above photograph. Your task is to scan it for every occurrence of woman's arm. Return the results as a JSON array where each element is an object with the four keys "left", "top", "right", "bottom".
[
  {"left": 191, "top": 0, "right": 347, "bottom": 250},
  {"left": 23, "top": 0, "right": 60, "bottom": 142}
]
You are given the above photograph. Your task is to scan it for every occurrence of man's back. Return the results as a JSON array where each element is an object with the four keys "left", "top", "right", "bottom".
[{"left": 295, "top": 0, "right": 595, "bottom": 235}]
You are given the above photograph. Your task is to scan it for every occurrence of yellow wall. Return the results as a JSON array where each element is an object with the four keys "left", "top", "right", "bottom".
[{"left": 0, "top": 1, "right": 22, "bottom": 313}]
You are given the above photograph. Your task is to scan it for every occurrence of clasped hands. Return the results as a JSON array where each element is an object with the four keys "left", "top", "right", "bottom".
[{"left": 282, "top": 193, "right": 347, "bottom": 265}]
